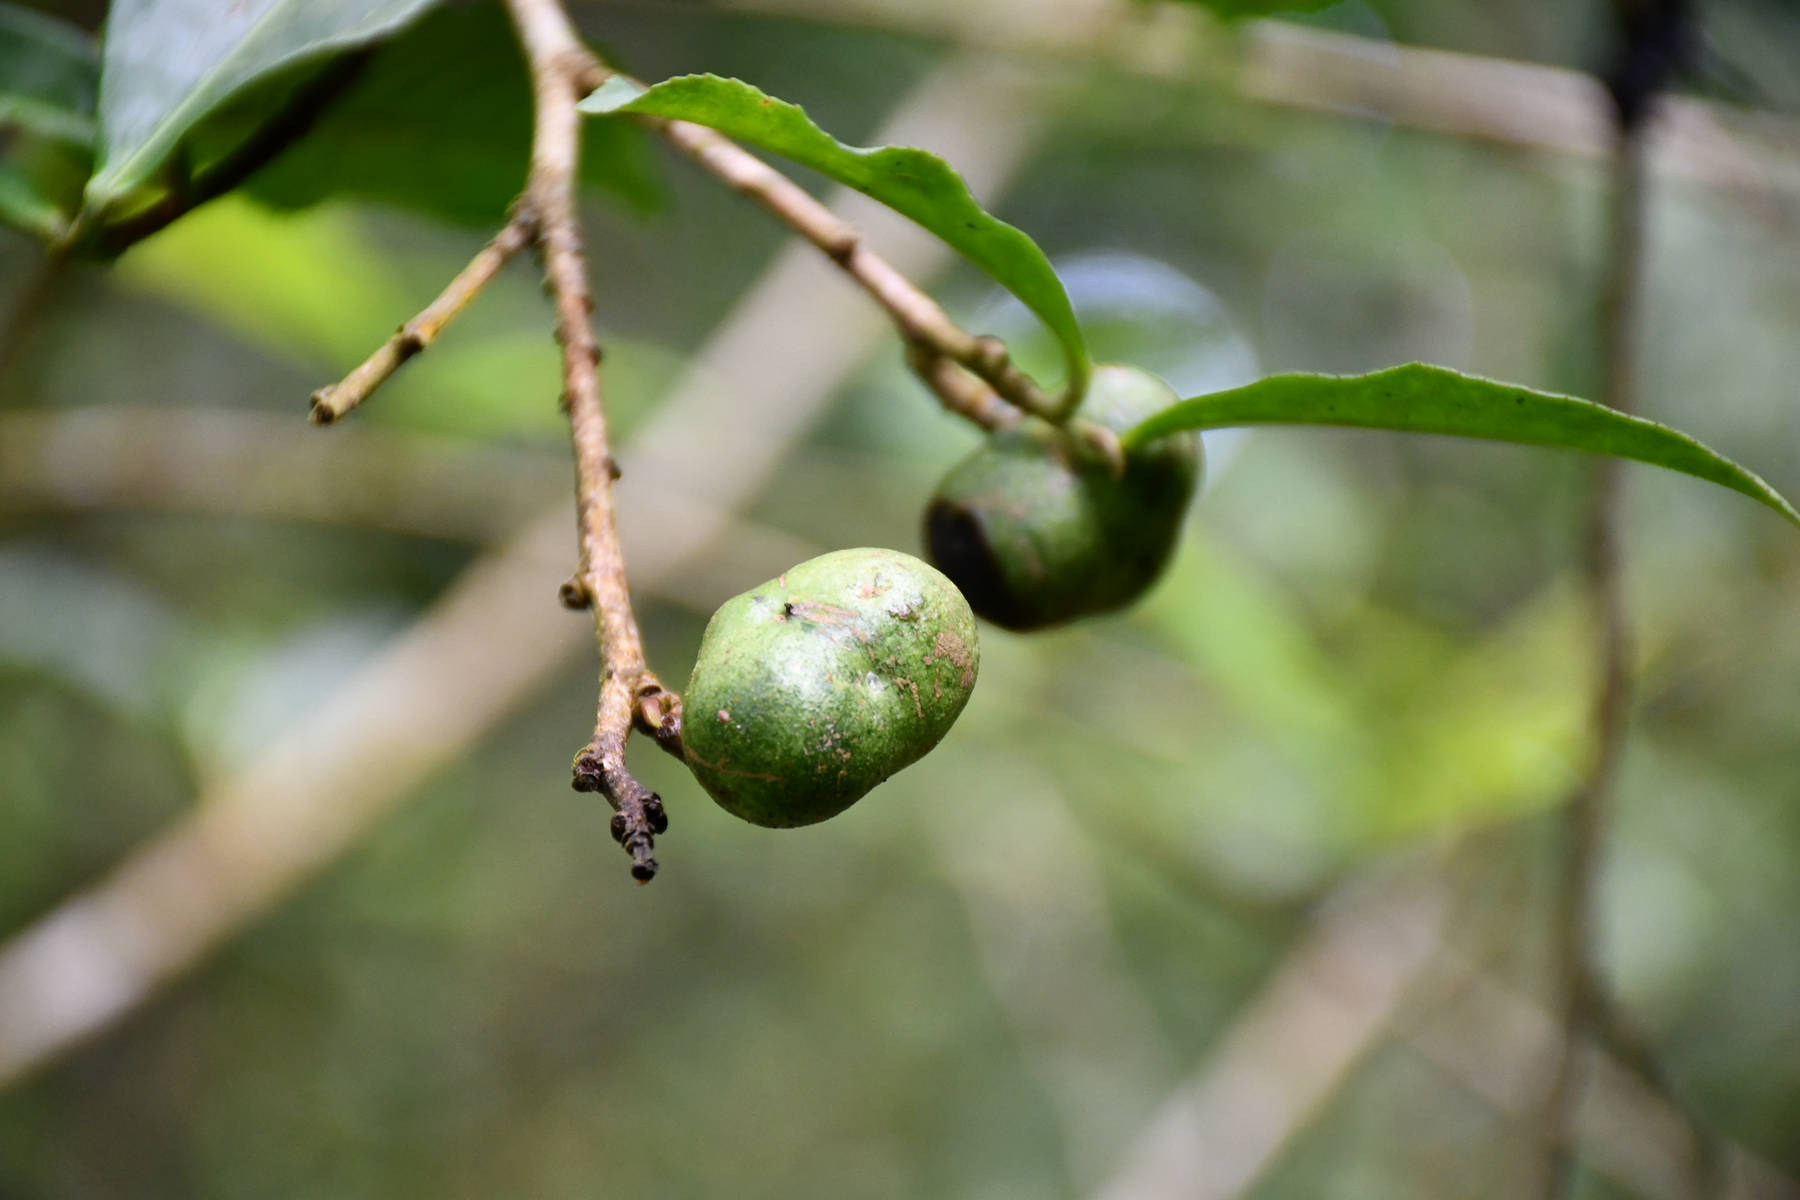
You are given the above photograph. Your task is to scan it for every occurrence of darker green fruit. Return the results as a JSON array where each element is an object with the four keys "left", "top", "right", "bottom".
[
  {"left": 682, "top": 548, "right": 980, "bottom": 828},
  {"left": 925, "top": 364, "right": 1202, "bottom": 630}
]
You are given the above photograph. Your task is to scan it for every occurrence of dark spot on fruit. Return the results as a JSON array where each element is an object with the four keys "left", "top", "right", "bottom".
[{"left": 926, "top": 499, "right": 1033, "bottom": 630}]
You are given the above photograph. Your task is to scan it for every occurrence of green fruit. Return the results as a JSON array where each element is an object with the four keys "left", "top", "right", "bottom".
[
  {"left": 925, "top": 363, "right": 1203, "bottom": 630},
  {"left": 682, "top": 548, "right": 980, "bottom": 828}
]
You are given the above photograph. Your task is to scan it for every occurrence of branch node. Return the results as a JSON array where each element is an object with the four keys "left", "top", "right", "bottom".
[
  {"left": 573, "top": 747, "right": 661, "bottom": 881},
  {"left": 906, "top": 345, "right": 1017, "bottom": 434},
  {"left": 825, "top": 227, "right": 860, "bottom": 264},
  {"left": 559, "top": 577, "right": 592, "bottom": 609},
  {"left": 307, "top": 389, "right": 337, "bottom": 426},
  {"left": 635, "top": 684, "right": 686, "bottom": 761},
  {"left": 1072, "top": 418, "right": 1126, "bottom": 476},
  {"left": 571, "top": 750, "right": 604, "bottom": 792},
  {"left": 971, "top": 335, "right": 1010, "bottom": 374},
  {"left": 556, "top": 48, "right": 605, "bottom": 96}
]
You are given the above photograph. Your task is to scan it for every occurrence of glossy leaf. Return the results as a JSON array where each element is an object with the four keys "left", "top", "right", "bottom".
[
  {"left": 584, "top": 73, "right": 1090, "bottom": 397},
  {"left": 0, "top": 3, "right": 98, "bottom": 147},
  {"left": 1125, "top": 362, "right": 1800, "bottom": 527},
  {"left": 243, "top": 3, "right": 662, "bottom": 226},
  {"left": 85, "top": 0, "right": 440, "bottom": 214}
]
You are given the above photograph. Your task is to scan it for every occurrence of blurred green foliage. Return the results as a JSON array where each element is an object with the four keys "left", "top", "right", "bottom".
[
  {"left": 0, "top": 4, "right": 94, "bottom": 238},
  {"left": 2, "top": 1, "right": 1799, "bottom": 1197},
  {"left": 1156, "top": 0, "right": 1339, "bottom": 19}
]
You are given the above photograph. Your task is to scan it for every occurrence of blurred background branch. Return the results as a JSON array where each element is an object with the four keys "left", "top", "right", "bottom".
[
  {"left": 699, "top": 0, "right": 1799, "bottom": 213},
  {"left": 1537, "top": 6, "right": 1702, "bottom": 1197},
  {"left": 1411, "top": 959, "right": 1799, "bottom": 1200},
  {"left": 1091, "top": 866, "right": 1452, "bottom": 1200},
  {"left": 0, "top": 408, "right": 562, "bottom": 541}
]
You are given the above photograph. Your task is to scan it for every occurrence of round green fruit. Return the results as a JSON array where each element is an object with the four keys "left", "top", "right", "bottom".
[
  {"left": 682, "top": 548, "right": 980, "bottom": 828},
  {"left": 924, "top": 363, "right": 1202, "bottom": 630}
]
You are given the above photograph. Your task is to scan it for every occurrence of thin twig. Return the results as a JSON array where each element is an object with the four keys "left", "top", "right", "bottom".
[
  {"left": 309, "top": 215, "right": 537, "bottom": 424},
  {"left": 299, "top": 0, "right": 676, "bottom": 879},
  {"left": 649, "top": 111, "right": 1069, "bottom": 421},
  {"left": 903, "top": 342, "right": 1019, "bottom": 433},
  {"left": 1535, "top": 94, "right": 1645, "bottom": 1200},
  {"left": 648, "top": 110, "right": 1129, "bottom": 468},
  {"left": 504, "top": 0, "right": 671, "bottom": 881},
  {"left": 1537, "top": 4, "right": 1689, "bottom": 1195},
  {"left": 638, "top": 100, "right": 1135, "bottom": 454}
]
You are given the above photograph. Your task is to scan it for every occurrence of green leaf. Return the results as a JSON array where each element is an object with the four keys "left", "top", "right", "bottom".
[
  {"left": 583, "top": 73, "right": 1090, "bottom": 398},
  {"left": 85, "top": 0, "right": 440, "bottom": 214},
  {"left": 0, "top": 3, "right": 98, "bottom": 147},
  {"left": 243, "top": 3, "right": 661, "bottom": 227},
  {"left": 1125, "top": 363, "right": 1800, "bottom": 528}
]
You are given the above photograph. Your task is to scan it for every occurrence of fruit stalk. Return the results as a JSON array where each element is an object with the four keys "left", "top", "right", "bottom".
[{"left": 925, "top": 365, "right": 1201, "bottom": 630}]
